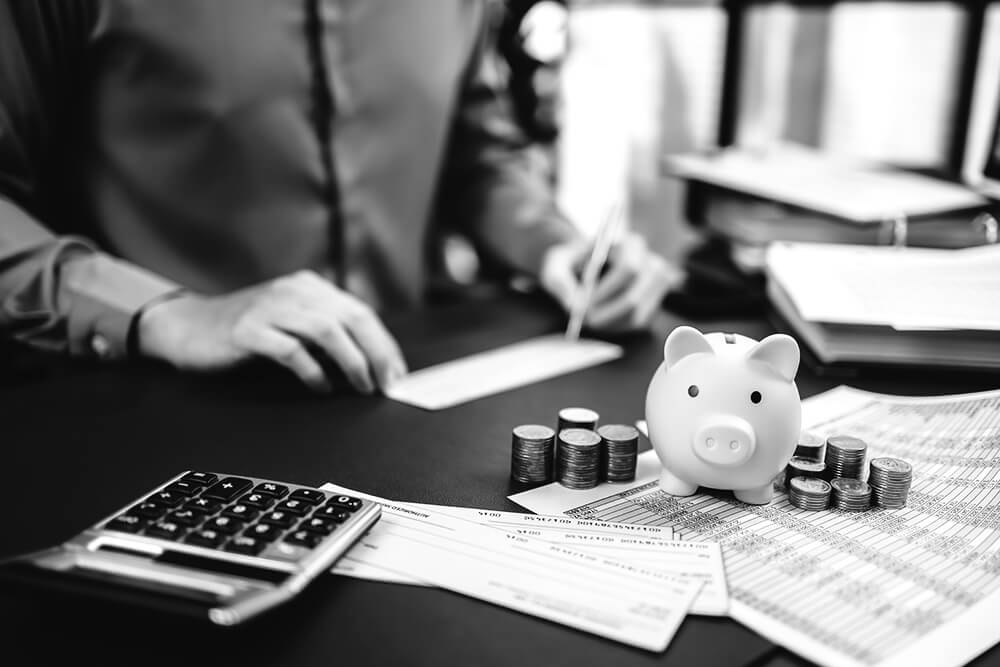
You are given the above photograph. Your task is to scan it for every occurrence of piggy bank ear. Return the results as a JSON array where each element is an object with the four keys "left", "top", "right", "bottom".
[
  {"left": 746, "top": 334, "right": 800, "bottom": 381},
  {"left": 663, "top": 326, "right": 714, "bottom": 369}
]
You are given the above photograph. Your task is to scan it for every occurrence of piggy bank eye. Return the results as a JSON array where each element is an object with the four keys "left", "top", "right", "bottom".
[
  {"left": 687, "top": 385, "right": 699, "bottom": 398},
  {"left": 750, "top": 390, "right": 762, "bottom": 404}
]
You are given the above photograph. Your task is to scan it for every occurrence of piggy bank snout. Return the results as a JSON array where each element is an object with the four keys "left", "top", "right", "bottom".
[{"left": 692, "top": 416, "right": 756, "bottom": 467}]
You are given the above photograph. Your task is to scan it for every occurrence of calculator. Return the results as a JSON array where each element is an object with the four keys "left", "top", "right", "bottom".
[{"left": 0, "top": 471, "right": 381, "bottom": 625}]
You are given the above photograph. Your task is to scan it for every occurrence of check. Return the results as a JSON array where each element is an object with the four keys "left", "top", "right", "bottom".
[
  {"left": 321, "top": 484, "right": 700, "bottom": 652},
  {"left": 326, "top": 500, "right": 729, "bottom": 616},
  {"left": 383, "top": 334, "right": 622, "bottom": 410}
]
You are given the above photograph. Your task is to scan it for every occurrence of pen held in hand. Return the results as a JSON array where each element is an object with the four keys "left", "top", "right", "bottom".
[{"left": 565, "top": 204, "right": 625, "bottom": 342}]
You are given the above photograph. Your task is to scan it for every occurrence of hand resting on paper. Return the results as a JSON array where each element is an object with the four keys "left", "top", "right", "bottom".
[{"left": 136, "top": 270, "right": 408, "bottom": 394}]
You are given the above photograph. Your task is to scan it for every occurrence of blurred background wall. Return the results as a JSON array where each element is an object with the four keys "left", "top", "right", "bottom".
[{"left": 509, "top": 0, "right": 1000, "bottom": 267}]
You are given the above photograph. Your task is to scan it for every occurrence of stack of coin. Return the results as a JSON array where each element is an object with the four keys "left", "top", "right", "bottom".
[
  {"left": 597, "top": 424, "right": 639, "bottom": 482},
  {"left": 788, "top": 477, "right": 831, "bottom": 510},
  {"left": 868, "top": 457, "right": 913, "bottom": 509},
  {"left": 556, "top": 428, "right": 601, "bottom": 489},
  {"left": 785, "top": 456, "right": 826, "bottom": 488},
  {"left": 795, "top": 432, "right": 826, "bottom": 460},
  {"left": 510, "top": 424, "right": 556, "bottom": 484},
  {"left": 830, "top": 478, "right": 872, "bottom": 511},
  {"left": 557, "top": 407, "right": 599, "bottom": 433},
  {"left": 824, "top": 435, "right": 868, "bottom": 480}
]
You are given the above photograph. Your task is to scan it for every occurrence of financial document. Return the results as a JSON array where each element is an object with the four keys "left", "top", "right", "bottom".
[
  {"left": 324, "top": 499, "right": 730, "bottom": 617},
  {"left": 384, "top": 334, "right": 622, "bottom": 410},
  {"left": 766, "top": 242, "right": 1000, "bottom": 331},
  {"left": 320, "top": 484, "right": 700, "bottom": 651},
  {"left": 511, "top": 387, "right": 1000, "bottom": 667}
]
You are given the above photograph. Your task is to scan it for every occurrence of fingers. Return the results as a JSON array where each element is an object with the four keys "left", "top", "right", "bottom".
[
  {"left": 341, "top": 304, "right": 408, "bottom": 390},
  {"left": 589, "top": 236, "right": 645, "bottom": 306},
  {"left": 272, "top": 308, "right": 376, "bottom": 394},
  {"left": 236, "top": 324, "right": 331, "bottom": 393},
  {"left": 586, "top": 242, "right": 676, "bottom": 332},
  {"left": 586, "top": 272, "right": 658, "bottom": 330},
  {"left": 539, "top": 241, "right": 589, "bottom": 311},
  {"left": 278, "top": 272, "right": 407, "bottom": 393}
]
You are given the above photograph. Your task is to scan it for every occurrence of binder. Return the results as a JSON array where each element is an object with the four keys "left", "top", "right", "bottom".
[
  {"left": 664, "top": 142, "right": 996, "bottom": 250},
  {"left": 763, "top": 242, "right": 1000, "bottom": 373}
]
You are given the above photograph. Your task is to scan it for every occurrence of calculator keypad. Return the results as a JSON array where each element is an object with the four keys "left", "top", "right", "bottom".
[{"left": 102, "top": 471, "right": 368, "bottom": 561}]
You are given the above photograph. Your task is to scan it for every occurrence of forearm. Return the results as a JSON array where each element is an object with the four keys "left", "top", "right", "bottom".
[
  {"left": 0, "top": 198, "right": 181, "bottom": 359},
  {"left": 458, "top": 147, "right": 580, "bottom": 278}
]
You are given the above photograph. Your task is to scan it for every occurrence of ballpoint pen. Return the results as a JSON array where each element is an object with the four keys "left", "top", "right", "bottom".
[{"left": 564, "top": 203, "right": 625, "bottom": 342}]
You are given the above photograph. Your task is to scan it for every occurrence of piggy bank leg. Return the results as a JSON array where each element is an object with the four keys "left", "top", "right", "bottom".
[
  {"left": 734, "top": 484, "right": 773, "bottom": 505},
  {"left": 659, "top": 469, "right": 698, "bottom": 496}
]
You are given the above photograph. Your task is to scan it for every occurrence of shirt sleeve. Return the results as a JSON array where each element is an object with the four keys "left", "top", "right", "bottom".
[
  {"left": 0, "top": 1, "right": 181, "bottom": 361},
  {"left": 436, "top": 0, "right": 581, "bottom": 279}
]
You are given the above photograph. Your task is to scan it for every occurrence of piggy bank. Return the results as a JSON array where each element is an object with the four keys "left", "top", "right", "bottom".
[{"left": 645, "top": 326, "right": 801, "bottom": 505}]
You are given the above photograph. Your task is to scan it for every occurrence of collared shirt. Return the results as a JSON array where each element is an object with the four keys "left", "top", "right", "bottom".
[{"left": 0, "top": 0, "right": 576, "bottom": 360}]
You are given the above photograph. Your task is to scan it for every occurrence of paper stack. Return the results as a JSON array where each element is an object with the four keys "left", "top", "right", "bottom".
[
  {"left": 764, "top": 241, "right": 1000, "bottom": 370},
  {"left": 321, "top": 483, "right": 727, "bottom": 652}
]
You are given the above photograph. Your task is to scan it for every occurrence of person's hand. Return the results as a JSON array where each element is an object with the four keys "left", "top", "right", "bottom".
[
  {"left": 137, "top": 270, "right": 407, "bottom": 394},
  {"left": 539, "top": 231, "right": 684, "bottom": 333}
]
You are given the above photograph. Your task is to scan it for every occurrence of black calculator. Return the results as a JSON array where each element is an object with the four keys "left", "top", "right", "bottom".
[{"left": 0, "top": 471, "right": 381, "bottom": 625}]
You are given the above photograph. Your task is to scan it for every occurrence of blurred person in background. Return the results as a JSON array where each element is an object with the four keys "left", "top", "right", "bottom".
[{"left": 0, "top": 0, "right": 680, "bottom": 394}]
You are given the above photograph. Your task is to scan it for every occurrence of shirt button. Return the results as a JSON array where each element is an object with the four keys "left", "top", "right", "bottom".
[{"left": 91, "top": 334, "right": 112, "bottom": 359}]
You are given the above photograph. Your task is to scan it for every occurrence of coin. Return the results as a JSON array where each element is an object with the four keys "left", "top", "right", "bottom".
[
  {"left": 510, "top": 425, "right": 555, "bottom": 484},
  {"left": 830, "top": 477, "right": 872, "bottom": 511},
  {"left": 795, "top": 431, "right": 826, "bottom": 460},
  {"left": 788, "top": 476, "right": 831, "bottom": 510},
  {"left": 824, "top": 435, "right": 868, "bottom": 480},
  {"left": 556, "top": 428, "right": 601, "bottom": 489},
  {"left": 557, "top": 407, "right": 599, "bottom": 433},
  {"left": 597, "top": 424, "right": 639, "bottom": 482},
  {"left": 785, "top": 456, "right": 826, "bottom": 488},
  {"left": 868, "top": 457, "right": 913, "bottom": 509}
]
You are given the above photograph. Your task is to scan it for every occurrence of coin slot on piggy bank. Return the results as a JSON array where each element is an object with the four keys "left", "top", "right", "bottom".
[{"left": 644, "top": 326, "right": 802, "bottom": 505}]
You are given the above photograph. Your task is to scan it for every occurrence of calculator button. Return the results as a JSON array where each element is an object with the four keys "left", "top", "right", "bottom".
[
  {"left": 164, "top": 481, "right": 201, "bottom": 496},
  {"left": 145, "top": 521, "right": 187, "bottom": 541},
  {"left": 253, "top": 482, "right": 289, "bottom": 498},
  {"left": 166, "top": 508, "right": 207, "bottom": 527},
  {"left": 313, "top": 506, "right": 351, "bottom": 523},
  {"left": 148, "top": 490, "right": 186, "bottom": 507},
  {"left": 185, "top": 497, "right": 222, "bottom": 513},
  {"left": 105, "top": 514, "right": 145, "bottom": 533},
  {"left": 261, "top": 541, "right": 311, "bottom": 562},
  {"left": 132, "top": 501, "right": 169, "bottom": 519},
  {"left": 225, "top": 536, "right": 265, "bottom": 556},
  {"left": 222, "top": 504, "right": 259, "bottom": 522},
  {"left": 243, "top": 523, "right": 282, "bottom": 542},
  {"left": 202, "top": 477, "right": 253, "bottom": 502},
  {"left": 326, "top": 495, "right": 362, "bottom": 511},
  {"left": 204, "top": 516, "right": 244, "bottom": 535},
  {"left": 240, "top": 493, "right": 275, "bottom": 510},
  {"left": 275, "top": 499, "right": 311, "bottom": 516},
  {"left": 289, "top": 489, "right": 326, "bottom": 505},
  {"left": 299, "top": 516, "right": 337, "bottom": 535},
  {"left": 284, "top": 530, "right": 322, "bottom": 548},
  {"left": 181, "top": 472, "right": 218, "bottom": 486},
  {"left": 185, "top": 529, "right": 225, "bottom": 548},
  {"left": 260, "top": 511, "right": 297, "bottom": 528}
]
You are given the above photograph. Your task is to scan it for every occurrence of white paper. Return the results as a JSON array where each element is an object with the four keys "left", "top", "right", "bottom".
[
  {"left": 765, "top": 242, "right": 1000, "bottom": 331},
  {"left": 328, "top": 502, "right": 673, "bottom": 586},
  {"left": 511, "top": 386, "right": 1000, "bottom": 667},
  {"left": 321, "top": 484, "right": 700, "bottom": 652},
  {"left": 664, "top": 143, "right": 986, "bottom": 223},
  {"left": 326, "top": 501, "right": 729, "bottom": 617},
  {"left": 384, "top": 334, "right": 623, "bottom": 410}
]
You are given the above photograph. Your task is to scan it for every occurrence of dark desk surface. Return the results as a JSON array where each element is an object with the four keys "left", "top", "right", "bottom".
[{"left": 1, "top": 291, "right": 997, "bottom": 667}]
